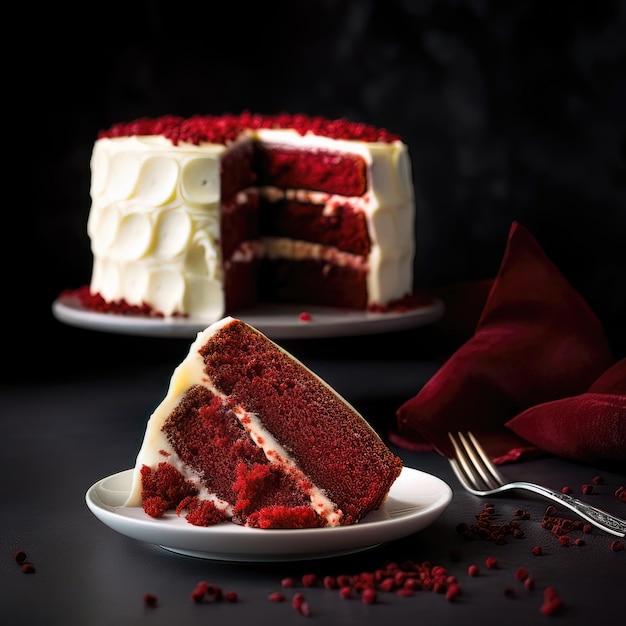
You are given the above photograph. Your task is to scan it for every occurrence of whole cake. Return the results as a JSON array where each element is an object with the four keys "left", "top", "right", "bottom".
[
  {"left": 86, "top": 112, "right": 415, "bottom": 320},
  {"left": 125, "top": 316, "right": 403, "bottom": 528}
]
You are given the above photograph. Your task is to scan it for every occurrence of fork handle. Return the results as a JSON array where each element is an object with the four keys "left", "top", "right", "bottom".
[{"left": 511, "top": 481, "right": 626, "bottom": 537}]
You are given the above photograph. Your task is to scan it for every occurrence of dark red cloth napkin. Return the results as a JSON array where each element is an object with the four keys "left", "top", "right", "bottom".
[{"left": 394, "top": 221, "right": 625, "bottom": 468}]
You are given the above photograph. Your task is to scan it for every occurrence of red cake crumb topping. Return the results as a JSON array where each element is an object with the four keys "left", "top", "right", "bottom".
[{"left": 98, "top": 112, "right": 402, "bottom": 145}]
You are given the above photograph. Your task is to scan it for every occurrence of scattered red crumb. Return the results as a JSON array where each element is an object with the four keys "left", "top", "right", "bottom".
[
  {"left": 455, "top": 502, "right": 527, "bottom": 543},
  {"left": 323, "top": 576, "right": 336, "bottom": 589},
  {"left": 20, "top": 563, "right": 36, "bottom": 574},
  {"left": 292, "top": 592, "right": 311, "bottom": 616},
  {"left": 468, "top": 564, "right": 480, "bottom": 577},
  {"left": 268, "top": 592, "right": 285, "bottom": 602},
  {"left": 190, "top": 581, "right": 209, "bottom": 603},
  {"left": 361, "top": 588, "right": 377, "bottom": 605},
  {"left": 542, "top": 507, "right": 594, "bottom": 545},
  {"left": 541, "top": 587, "right": 565, "bottom": 616},
  {"left": 190, "top": 581, "right": 225, "bottom": 603},
  {"left": 615, "top": 486, "right": 626, "bottom": 502},
  {"left": 541, "top": 597, "right": 565, "bottom": 616},
  {"left": 609, "top": 540, "right": 624, "bottom": 552},
  {"left": 336, "top": 575, "right": 351, "bottom": 588},
  {"left": 143, "top": 593, "right": 158, "bottom": 608},
  {"left": 574, "top": 538, "right": 586, "bottom": 546},
  {"left": 13, "top": 550, "right": 26, "bottom": 564},
  {"left": 592, "top": 475, "right": 604, "bottom": 485},
  {"left": 298, "top": 312, "right": 312, "bottom": 322},
  {"left": 581, "top": 484, "right": 593, "bottom": 495},
  {"left": 225, "top": 591, "right": 238, "bottom": 602},
  {"left": 339, "top": 586, "right": 353, "bottom": 599},
  {"left": 445, "top": 583, "right": 462, "bottom": 602},
  {"left": 524, "top": 577, "right": 535, "bottom": 590},
  {"left": 281, "top": 577, "right": 295, "bottom": 588},
  {"left": 504, "top": 587, "right": 516, "bottom": 598},
  {"left": 561, "top": 486, "right": 572, "bottom": 494},
  {"left": 302, "top": 573, "right": 317, "bottom": 587},
  {"left": 532, "top": 546, "right": 543, "bottom": 556},
  {"left": 514, "top": 566, "right": 529, "bottom": 581},
  {"left": 544, "top": 587, "right": 560, "bottom": 601},
  {"left": 485, "top": 556, "right": 498, "bottom": 569}
]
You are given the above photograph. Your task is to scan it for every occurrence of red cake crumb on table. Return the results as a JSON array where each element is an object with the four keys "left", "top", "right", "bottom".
[
  {"left": 143, "top": 593, "right": 158, "bottom": 608},
  {"left": 13, "top": 550, "right": 27, "bottom": 564}
]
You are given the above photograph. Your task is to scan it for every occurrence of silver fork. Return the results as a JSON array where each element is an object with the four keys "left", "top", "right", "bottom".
[{"left": 448, "top": 431, "right": 626, "bottom": 537}]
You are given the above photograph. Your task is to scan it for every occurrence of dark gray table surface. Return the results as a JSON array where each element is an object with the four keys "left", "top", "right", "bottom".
[{"left": 2, "top": 327, "right": 624, "bottom": 626}]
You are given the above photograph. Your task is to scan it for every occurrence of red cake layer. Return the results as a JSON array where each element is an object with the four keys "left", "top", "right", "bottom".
[
  {"left": 160, "top": 385, "right": 317, "bottom": 527},
  {"left": 259, "top": 198, "right": 371, "bottom": 256},
  {"left": 196, "top": 319, "right": 403, "bottom": 524},
  {"left": 255, "top": 145, "right": 368, "bottom": 197},
  {"left": 260, "top": 259, "right": 368, "bottom": 309},
  {"left": 223, "top": 257, "right": 261, "bottom": 312},
  {"left": 220, "top": 141, "right": 257, "bottom": 202},
  {"left": 220, "top": 192, "right": 259, "bottom": 261}
]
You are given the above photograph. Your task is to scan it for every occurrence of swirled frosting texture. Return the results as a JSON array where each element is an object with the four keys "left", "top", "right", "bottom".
[{"left": 88, "top": 136, "right": 228, "bottom": 319}]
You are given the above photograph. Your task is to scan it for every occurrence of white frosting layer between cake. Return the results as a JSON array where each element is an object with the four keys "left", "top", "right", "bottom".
[
  {"left": 125, "top": 316, "right": 344, "bottom": 526},
  {"left": 88, "top": 128, "right": 415, "bottom": 319}
]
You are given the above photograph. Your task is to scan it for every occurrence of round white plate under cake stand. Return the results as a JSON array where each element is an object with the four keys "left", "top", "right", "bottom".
[{"left": 53, "top": 294, "right": 444, "bottom": 340}]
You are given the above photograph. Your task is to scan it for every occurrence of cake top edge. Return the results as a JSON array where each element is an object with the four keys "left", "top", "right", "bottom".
[{"left": 98, "top": 112, "right": 403, "bottom": 146}]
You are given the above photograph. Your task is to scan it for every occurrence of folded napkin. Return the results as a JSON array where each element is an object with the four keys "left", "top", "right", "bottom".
[{"left": 394, "top": 221, "right": 625, "bottom": 468}]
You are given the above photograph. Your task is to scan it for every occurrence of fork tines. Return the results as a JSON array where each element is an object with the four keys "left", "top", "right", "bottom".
[{"left": 448, "top": 431, "right": 505, "bottom": 492}]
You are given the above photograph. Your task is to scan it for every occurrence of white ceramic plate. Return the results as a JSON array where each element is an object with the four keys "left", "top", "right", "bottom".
[
  {"left": 85, "top": 467, "right": 452, "bottom": 562},
  {"left": 53, "top": 295, "right": 444, "bottom": 340}
]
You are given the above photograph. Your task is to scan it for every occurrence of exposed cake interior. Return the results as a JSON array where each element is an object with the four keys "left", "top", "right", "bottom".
[
  {"left": 86, "top": 113, "right": 415, "bottom": 320},
  {"left": 125, "top": 316, "right": 403, "bottom": 528}
]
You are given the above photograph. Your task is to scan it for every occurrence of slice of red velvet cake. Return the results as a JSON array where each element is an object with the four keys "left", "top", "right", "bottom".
[{"left": 125, "top": 316, "right": 403, "bottom": 528}]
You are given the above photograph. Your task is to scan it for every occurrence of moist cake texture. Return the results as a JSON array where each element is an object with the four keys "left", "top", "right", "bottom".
[{"left": 125, "top": 316, "right": 403, "bottom": 528}]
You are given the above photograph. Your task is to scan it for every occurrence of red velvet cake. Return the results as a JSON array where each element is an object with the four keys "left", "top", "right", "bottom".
[
  {"left": 85, "top": 113, "right": 415, "bottom": 321},
  {"left": 125, "top": 316, "right": 403, "bottom": 528}
]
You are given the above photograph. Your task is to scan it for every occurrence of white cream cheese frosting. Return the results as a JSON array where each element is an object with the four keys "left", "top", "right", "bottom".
[{"left": 87, "top": 125, "right": 415, "bottom": 320}]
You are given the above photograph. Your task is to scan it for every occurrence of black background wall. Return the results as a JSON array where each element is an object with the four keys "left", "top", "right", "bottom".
[{"left": 8, "top": 0, "right": 625, "bottom": 381}]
